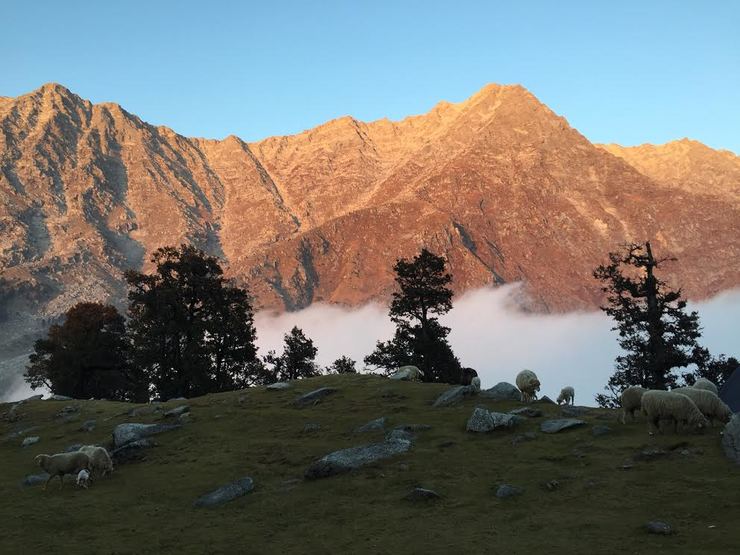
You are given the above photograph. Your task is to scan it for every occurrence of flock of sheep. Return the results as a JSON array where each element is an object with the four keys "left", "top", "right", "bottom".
[{"left": 34, "top": 445, "right": 113, "bottom": 491}]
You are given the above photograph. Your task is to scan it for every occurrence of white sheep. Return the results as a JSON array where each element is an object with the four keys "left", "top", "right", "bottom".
[
  {"left": 515, "top": 369, "right": 540, "bottom": 403},
  {"left": 692, "top": 377, "right": 719, "bottom": 396},
  {"left": 78, "top": 445, "right": 114, "bottom": 478},
  {"left": 640, "top": 389, "right": 709, "bottom": 434},
  {"left": 556, "top": 386, "right": 575, "bottom": 406},
  {"left": 672, "top": 387, "right": 733, "bottom": 427},
  {"left": 34, "top": 452, "right": 91, "bottom": 490},
  {"left": 389, "top": 366, "right": 424, "bottom": 381},
  {"left": 620, "top": 386, "right": 647, "bottom": 424},
  {"left": 76, "top": 469, "right": 91, "bottom": 489},
  {"left": 470, "top": 376, "right": 481, "bottom": 392}
]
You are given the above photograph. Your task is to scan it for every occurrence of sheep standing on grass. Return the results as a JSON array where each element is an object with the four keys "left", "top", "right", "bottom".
[
  {"left": 620, "top": 386, "right": 647, "bottom": 424},
  {"left": 672, "top": 387, "right": 732, "bottom": 426},
  {"left": 692, "top": 377, "right": 719, "bottom": 396},
  {"left": 640, "top": 390, "right": 709, "bottom": 434},
  {"left": 34, "top": 452, "right": 90, "bottom": 490},
  {"left": 78, "top": 445, "right": 114, "bottom": 479},
  {"left": 515, "top": 369, "right": 540, "bottom": 403},
  {"left": 556, "top": 386, "right": 575, "bottom": 406}
]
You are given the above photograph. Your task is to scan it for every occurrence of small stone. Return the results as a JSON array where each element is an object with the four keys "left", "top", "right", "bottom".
[
  {"left": 544, "top": 480, "right": 560, "bottom": 491},
  {"left": 592, "top": 425, "right": 612, "bottom": 437},
  {"left": 164, "top": 405, "right": 190, "bottom": 418},
  {"left": 385, "top": 428, "right": 414, "bottom": 443},
  {"left": 194, "top": 477, "right": 255, "bottom": 508},
  {"left": 495, "top": 484, "right": 524, "bottom": 498},
  {"left": 266, "top": 382, "right": 292, "bottom": 391},
  {"left": 404, "top": 487, "right": 441, "bottom": 501},
  {"left": 540, "top": 419, "right": 586, "bottom": 434},
  {"left": 646, "top": 521, "right": 673, "bottom": 535},
  {"left": 509, "top": 407, "right": 542, "bottom": 418},
  {"left": 21, "top": 436, "right": 40, "bottom": 447},
  {"left": 80, "top": 420, "right": 96, "bottom": 433},
  {"left": 56, "top": 405, "right": 80, "bottom": 418},
  {"left": 47, "top": 394, "right": 73, "bottom": 401},
  {"left": 354, "top": 417, "right": 386, "bottom": 433},
  {"left": 21, "top": 473, "right": 50, "bottom": 487},
  {"left": 129, "top": 405, "right": 160, "bottom": 417},
  {"left": 293, "top": 387, "right": 338, "bottom": 407}
]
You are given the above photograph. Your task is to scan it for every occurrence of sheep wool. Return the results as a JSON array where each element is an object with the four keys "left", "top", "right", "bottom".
[
  {"left": 620, "top": 386, "right": 647, "bottom": 424},
  {"left": 556, "top": 386, "right": 575, "bottom": 406},
  {"left": 640, "top": 389, "right": 709, "bottom": 434},
  {"left": 78, "top": 445, "right": 114, "bottom": 478},
  {"left": 672, "top": 387, "right": 732, "bottom": 426},
  {"left": 515, "top": 369, "right": 541, "bottom": 403},
  {"left": 692, "top": 378, "right": 719, "bottom": 396},
  {"left": 35, "top": 452, "right": 90, "bottom": 490}
]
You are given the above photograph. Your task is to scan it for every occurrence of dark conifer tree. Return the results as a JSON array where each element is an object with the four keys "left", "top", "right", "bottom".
[{"left": 263, "top": 326, "right": 319, "bottom": 382}]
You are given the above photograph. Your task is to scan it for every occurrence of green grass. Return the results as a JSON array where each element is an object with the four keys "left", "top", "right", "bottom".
[{"left": 2, "top": 374, "right": 739, "bottom": 554}]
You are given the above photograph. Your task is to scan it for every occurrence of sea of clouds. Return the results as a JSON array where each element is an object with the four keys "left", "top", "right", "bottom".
[{"left": 3, "top": 285, "right": 739, "bottom": 404}]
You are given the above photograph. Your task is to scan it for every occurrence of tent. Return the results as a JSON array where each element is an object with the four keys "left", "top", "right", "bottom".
[{"left": 719, "top": 366, "right": 740, "bottom": 413}]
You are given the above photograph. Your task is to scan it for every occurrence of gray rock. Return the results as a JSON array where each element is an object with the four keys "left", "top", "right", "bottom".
[
  {"left": 354, "top": 417, "right": 386, "bottom": 433},
  {"left": 80, "top": 420, "right": 96, "bottom": 433},
  {"left": 540, "top": 419, "right": 586, "bottom": 433},
  {"left": 721, "top": 414, "right": 740, "bottom": 464},
  {"left": 113, "top": 422, "right": 181, "bottom": 448},
  {"left": 466, "top": 407, "right": 517, "bottom": 432},
  {"left": 388, "top": 365, "right": 422, "bottom": 381},
  {"left": 509, "top": 407, "right": 542, "bottom": 418},
  {"left": 266, "top": 382, "right": 292, "bottom": 390},
  {"left": 111, "top": 438, "right": 156, "bottom": 463},
  {"left": 537, "top": 395, "right": 556, "bottom": 405},
  {"left": 129, "top": 405, "right": 161, "bottom": 417},
  {"left": 561, "top": 406, "right": 591, "bottom": 417},
  {"left": 293, "top": 387, "right": 338, "bottom": 407},
  {"left": 47, "top": 394, "right": 73, "bottom": 401},
  {"left": 304, "top": 438, "right": 412, "bottom": 480},
  {"left": 385, "top": 428, "right": 415, "bottom": 443},
  {"left": 479, "top": 382, "right": 521, "bottom": 401},
  {"left": 511, "top": 432, "right": 538, "bottom": 445},
  {"left": 5, "top": 426, "right": 39, "bottom": 440},
  {"left": 64, "top": 444, "right": 83, "bottom": 453},
  {"left": 592, "top": 425, "right": 612, "bottom": 437},
  {"left": 21, "top": 436, "right": 40, "bottom": 447},
  {"left": 543, "top": 480, "right": 560, "bottom": 491},
  {"left": 22, "top": 473, "right": 50, "bottom": 487},
  {"left": 56, "top": 405, "right": 79, "bottom": 418},
  {"left": 164, "top": 405, "right": 190, "bottom": 418},
  {"left": 178, "top": 413, "right": 193, "bottom": 424},
  {"left": 432, "top": 385, "right": 477, "bottom": 407},
  {"left": 646, "top": 521, "right": 673, "bottom": 535},
  {"left": 302, "top": 423, "right": 322, "bottom": 434},
  {"left": 194, "top": 477, "right": 255, "bottom": 508},
  {"left": 495, "top": 484, "right": 524, "bottom": 498},
  {"left": 394, "top": 424, "right": 431, "bottom": 433},
  {"left": 404, "top": 487, "right": 441, "bottom": 501}
]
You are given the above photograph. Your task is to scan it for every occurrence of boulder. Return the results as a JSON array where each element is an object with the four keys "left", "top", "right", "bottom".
[
  {"left": 21, "top": 436, "right": 40, "bottom": 448},
  {"left": 561, "top": 406, "right": 591, "bottom": 417},
  {"left": 404, "top": 487, "right": 441, "bottom": 501},
  {"left": 354, "top": 417, "right": 386, "bottom": 433},
  {"left": 55, "top": 405, "right": 79, "bottom": 418},
  {"left": 466, "top": 407, "right": 517, "bottom": 432},
  {"left": 495, "top": 484, "right": 524, "bottom": 498},
  {"left": 293, "top": 387, "right": 338, "bottom": 407},
  {"left": 509, "top": 407, "right": 542, "bottom": 418},
  {"left": 432, "top": 385, "right": 477, "bottom": 408},
  {"left": 164, "top": 405, "right": 190, "bottom": 418},
  {"left": 540, "top": 419, "right": 586, "bottom": 434},
  {"left": 385, "top": 428, "right": 415, "bottom": 443},
  {"left": 194, "top": 477, "right": 255, "bottom": 508},
  {"left": 645, "top": 521, "right": 673, "bottom": 535},
  {"left": 388, "top": 365, "right": 422, "bottom": 381},
  {"left": 266, "top": 382, "right": 292, "bottom": 391},
  {"left": 129, "top": 405, "right": 161, "bottom": 417},
  {"left": 304, "top": 438, "right": 412, "bottom": 480},
  {"left": 111, "top": 438, "right": 156, "bottom": 464},
  {"left": 479, "top": 382, "right": 521, "bottom": 401},
  {"left": 22, "top": 473, "right": 50, "bottom": 487},
  {"left": 721, "top": 414, "right": 740, "bottom": 464},
  {"left": 113, "top": 423, "right": 181, "bottom": 448}
]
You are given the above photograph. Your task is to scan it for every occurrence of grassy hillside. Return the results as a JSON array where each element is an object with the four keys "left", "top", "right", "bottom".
[{"left": 2, "top": 374, "right": 738, "bottom": 554}]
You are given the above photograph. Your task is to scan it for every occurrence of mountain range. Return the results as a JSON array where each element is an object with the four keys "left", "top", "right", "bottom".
[{"left": 1, "top": 83, "right": 738, "bottom": 390}]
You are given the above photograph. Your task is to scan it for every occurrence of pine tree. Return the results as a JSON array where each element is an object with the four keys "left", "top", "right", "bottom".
[
  {"left": 126, "top": 245, "right": 259, "bottom": 399},
  {"left": 326, "top": 356, "right": 357, "bottom": 374},
  {"left": 594, "top": 242, "right": 705, "bottom": 407},
  {"left": 263, "top": 326, "right": 319, "bottom": 382},
  {"left": 25, "top": 302, "right": 140, "bottom": 401},
  {"left": 365, "top": 248, "right": 462, "bottom": 383}
]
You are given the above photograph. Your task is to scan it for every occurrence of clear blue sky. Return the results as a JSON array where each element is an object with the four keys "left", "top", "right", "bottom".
[{"left": 3, "top": 1, "right": 739, "bottom": 152}]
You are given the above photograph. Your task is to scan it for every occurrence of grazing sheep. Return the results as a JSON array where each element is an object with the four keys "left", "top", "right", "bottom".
[
  {"left": 640, "top": 390, "right": 709, "bottom": 434},
  {"left": 515, "top": 369, "right": 541, "bottom": 403},
  {"left": 672, "top": 387, "right": 733, "bottom": 426},
  {"left": 389, "top": 366, "right": 424, "bottom": 381},
  {"left": 620, "top": 386, "right": 647, "bottom": 424},
  {"left": 460, "top": 367, "right": 478, "bottom": 386},
  {"left": 34, "top": 452, "right": 90, "bottom": 490},
  {"left": 76, "top": 469, "right": 91, "bottom": 489},
  {"left": 470, "top": 376, "right": 481, "bottom": 392},
  {"left": 78, "top": 445, "right": 114, "bottom": 478},
  {"left": 556, "top": 386, "right": 575, "bottom": 406},
  {"left": 693, "top": 377, "right": 719, "bottom": 396}
]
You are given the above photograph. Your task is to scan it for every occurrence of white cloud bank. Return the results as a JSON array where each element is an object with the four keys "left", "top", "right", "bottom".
[{"left": 3, "top": 286, "right": 739, "bottom": 404}]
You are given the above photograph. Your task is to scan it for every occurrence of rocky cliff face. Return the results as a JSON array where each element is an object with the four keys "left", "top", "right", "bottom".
[{"left": 1, "top": 83, "right": 739, "bottom": 373}]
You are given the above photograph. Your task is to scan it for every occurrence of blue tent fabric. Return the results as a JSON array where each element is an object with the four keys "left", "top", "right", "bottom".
[{"left": 719, "top": 366, "right": 740, "bottom": 413}]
